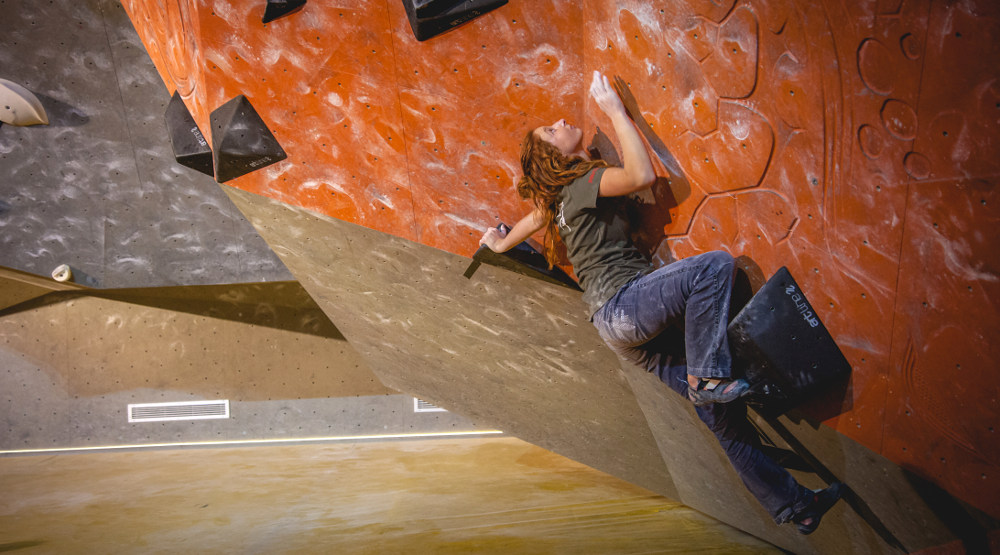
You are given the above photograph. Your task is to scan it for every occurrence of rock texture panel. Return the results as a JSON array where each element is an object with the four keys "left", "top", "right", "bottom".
[{"left": 0, "top": 0, "right": 289, "bottom": 288}]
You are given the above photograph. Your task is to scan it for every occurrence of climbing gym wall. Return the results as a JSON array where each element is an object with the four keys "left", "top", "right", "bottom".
[
  {"left": 120, "top": 0, "right": 999, "bottom": 527},
  {"left": 584, "top": 0, "right": 1000, "bottom": 521},
  {"left": 122, "top": 0, "right": 582, "bottom": 247}
]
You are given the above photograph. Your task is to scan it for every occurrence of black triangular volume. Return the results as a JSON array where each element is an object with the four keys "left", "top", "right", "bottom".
[
  {"left": 209, "top": 95, "right": 287, "bottom": 184},
  {"left": 463, "top": 225, "right": 581, "bottom": 290},
  {"left": 402, "top": 0, "right": 508, "bottom": 42},
  {"left": 727, "top": 267, "right": 852, "bottom": 416},
  {"left": 164, "top": 91, "right": 214, "bottom": 177},
  {"left": 262, "top": 0, "right": 306, "bottom": 23}
]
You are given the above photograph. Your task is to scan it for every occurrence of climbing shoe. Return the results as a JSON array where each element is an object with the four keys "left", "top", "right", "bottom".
[
  {"left": 793, "top": 482, "right": 845, "bottom": 535},
  {"left": 687, "top": 378, "right": 751, "bottom": 406}
]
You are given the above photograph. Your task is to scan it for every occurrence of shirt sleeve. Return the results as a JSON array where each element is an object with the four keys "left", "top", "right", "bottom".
[{"left": 568, "top": 167, "right": 605, "bottom": 212}]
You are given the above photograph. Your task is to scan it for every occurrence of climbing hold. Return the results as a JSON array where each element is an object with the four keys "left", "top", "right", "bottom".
[
  {"left": 464, "top": 224, "right": 580, "bottom": 290},
  {"left": 51, "top": 264, "right": 72, "bottom": 282},
  {"left": 164, "top": 91, "right": 214, "bottom": 177},
  {"left": 0, "top": 78, "right": 48, "bottom": 126},
  {"left": 262, "top": 0, "right": 306, "bottom": 24},
  {"left": 402, "top": 0, "right": 508, "bottom": 42},
  {"left": 209, "top": 95, "right": 287, "bottom": 183},
  {"left": 727, "top": 267, "right": 851, "bottom": 416}
]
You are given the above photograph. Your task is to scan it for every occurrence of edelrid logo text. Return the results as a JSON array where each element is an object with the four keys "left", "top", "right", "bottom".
[{"left": 785, "top": 284, "right": 820, "bottom": 328}]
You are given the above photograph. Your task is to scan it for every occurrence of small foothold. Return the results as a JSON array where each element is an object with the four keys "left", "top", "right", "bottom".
[
  {"left": 51, "top": 264, "right": 73, "bottom": 282},
  {"left": 0, "top": 78, "right": 49, "bottom": 126}
]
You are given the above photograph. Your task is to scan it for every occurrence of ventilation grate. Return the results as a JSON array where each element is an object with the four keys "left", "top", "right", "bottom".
[
  {"left": 128, "top": 400, "right": 230, "bottom": 423},
  {"left": 413, "top": 398, "right": 447, "bottom": 413}
]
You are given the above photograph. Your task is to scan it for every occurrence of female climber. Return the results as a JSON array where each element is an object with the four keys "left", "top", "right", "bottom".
[{"left": 479, "top": 70, "right": 843, "bottom": 534}]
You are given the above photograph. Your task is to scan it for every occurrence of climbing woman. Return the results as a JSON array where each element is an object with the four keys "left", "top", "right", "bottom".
[{"left": 479, "top": 70, "right": 843, "bottom": 534}]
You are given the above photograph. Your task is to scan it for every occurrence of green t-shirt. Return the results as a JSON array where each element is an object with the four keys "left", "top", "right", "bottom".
[{"left": 556, "top": 166, "right": 653, "bottom": 317}]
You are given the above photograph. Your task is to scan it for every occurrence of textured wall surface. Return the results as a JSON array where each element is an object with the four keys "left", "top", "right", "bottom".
[
  {"left": 0, "top": 0, "right": 290, "bottom": 287},
  {"left": 0, "top": 280, "right": 503, "bottom": 451},
  {"left": 121, "top": 0, "right": 585, "bottom": 249},
  {"left": 224, "top": 186, "right": 680, "bottom": 502},
  {"left": 120, "top": 0, "right": 999, "bottom": 523}
]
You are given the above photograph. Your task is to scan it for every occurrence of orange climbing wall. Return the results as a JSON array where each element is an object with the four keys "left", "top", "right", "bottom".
[
  {"left": 123, "top": 1, "right": 585, "bottom": 247},
  {"left": 122, "top": 0, "right": 999, "bottom": 518}
]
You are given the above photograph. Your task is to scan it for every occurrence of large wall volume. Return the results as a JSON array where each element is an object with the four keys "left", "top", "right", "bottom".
[{"left": 225, "top": 184, "right": 967, "bottom": 553}]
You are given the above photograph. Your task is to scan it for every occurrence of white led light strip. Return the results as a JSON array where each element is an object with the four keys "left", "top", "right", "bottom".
[{"left": 0, "top": 430, "right": 504, "bottom": 456}]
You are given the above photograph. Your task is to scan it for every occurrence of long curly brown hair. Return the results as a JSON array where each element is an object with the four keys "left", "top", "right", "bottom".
[{"left": 517, "top": 129, "right": 607, "bottom": 267}]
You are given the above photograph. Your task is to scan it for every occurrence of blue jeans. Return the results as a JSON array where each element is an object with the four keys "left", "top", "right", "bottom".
[{"left": 593, "top": 251, "right": 811, "bottom": 522}]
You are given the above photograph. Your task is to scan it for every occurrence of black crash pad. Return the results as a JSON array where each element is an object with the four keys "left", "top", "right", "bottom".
[
  {"left": 728, "top": 267, "right": 851, "bottom": 415},
  {"left": 209, "top": 95, "right": 287, "bottom": 183},
  {"left": 165, "top": 91, "right": 213, "bottom": 177},
  {"left": 402, "top": 0, "right": 508, "bottom": 41}
]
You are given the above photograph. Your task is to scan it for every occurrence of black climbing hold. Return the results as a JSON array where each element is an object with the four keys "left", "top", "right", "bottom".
[
  {"left": 464, "top": 223, "right": 580, "bottom": 290},
  {"left": 262, "top": 0, "right": 306, "bottom": 23},
  {"left": 402, "top": 0, "right": 508, "bottom": 42},
  {"left": 727, "top": 267, "right": 851, "bottom": 416},
  {"left": 164, "top": 91, "right": 213, "bottom": 177},
  {"left": 209, "top": 95, "right": 287, "bottom": 184}
]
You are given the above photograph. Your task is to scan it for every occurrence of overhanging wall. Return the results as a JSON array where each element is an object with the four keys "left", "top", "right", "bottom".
[{"left": 118, "top": 0, "right": 1000, "bottom": 547}]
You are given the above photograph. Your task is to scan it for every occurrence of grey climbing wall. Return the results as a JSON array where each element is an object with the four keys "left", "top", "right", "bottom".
[{"left": 0, "top": 0, "right": 289, "bottom": 288}]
